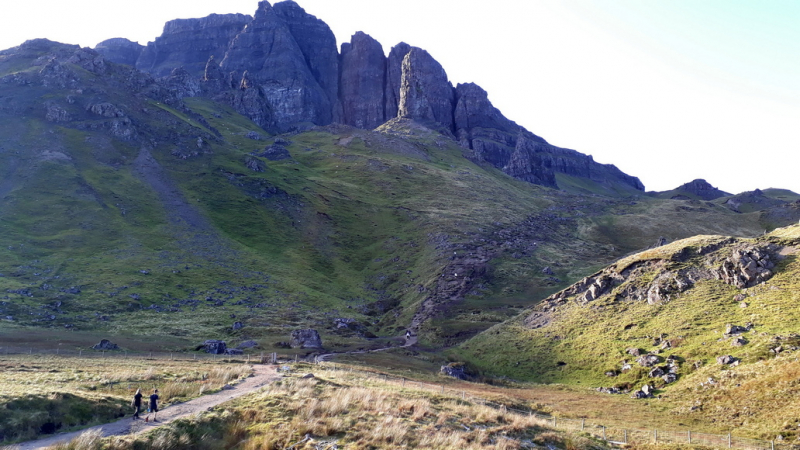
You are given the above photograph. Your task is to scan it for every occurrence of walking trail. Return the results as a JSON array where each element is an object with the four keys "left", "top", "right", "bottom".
[{"left": 5, "top": 365, "right": 280, "bottom": 450}]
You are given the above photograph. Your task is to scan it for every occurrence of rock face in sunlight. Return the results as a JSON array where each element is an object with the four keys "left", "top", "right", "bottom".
[{"left": 82, "top": 0, "right": 645, "bottom": 191}]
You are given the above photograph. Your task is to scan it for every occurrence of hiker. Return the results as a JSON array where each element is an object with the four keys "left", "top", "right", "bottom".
[
  {"left": 132, "top": 388, "right": 143, "bottom": 419},
  {"left": 149, "top": 389, "right": 160, "bottom": 422}
]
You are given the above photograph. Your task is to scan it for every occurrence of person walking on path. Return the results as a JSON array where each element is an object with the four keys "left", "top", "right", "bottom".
[
  {"left": 148, "top": 389, "right": 160, "bottom": 422},
  {"left": 131, "top": 388, "right": 143, "bottom": 419}
]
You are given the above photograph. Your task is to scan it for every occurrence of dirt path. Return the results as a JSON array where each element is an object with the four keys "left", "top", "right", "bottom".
[
  {"left": 318, "top": 333, "right": 416, "bottom": 362},
  {"left": 5, "top": 365, "right": 280, "bottom": 450}
]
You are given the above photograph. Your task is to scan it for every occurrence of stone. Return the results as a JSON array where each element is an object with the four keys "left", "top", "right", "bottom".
[
  {"left": 636, "top": 354, "right": 662, "bottom": 367},
  {"left": 648, "top": 366, "right": 666, "bottom": 378},
  {"left": 440, "top": 362, "right": 473, "bottom": 380},
  {"left": 91, "top": 339, "right": 119, "bottom": 350},
  {"left": 290, "top": 329, "right": 322, "bottom": 349},
  {"left": 339, "top": 32, "right": 386, "bottom": 129},
  {"left": 225, "top": 349, "right": 244, "bottom": 355},
  {"left": 199, "top": 339, "right": 227, "bottom": 354},
  {"left": 641, "top": 384, "right": 655, "bottom": 396},
  {"left": 732, "top": 337, "right": 748, "bottom": 347},
  {"left": 596, "top": 387, "right": 623, "bottom": 394},
  {"left": 626, "top": 347, "right": 643, "bottom": 357},
  {"left": 716, "top": 355, "right": 738, "bottom": 365},
  {"left": 94, "top": 38, "right": 144, "bottom": 66},
  {"left": 662, "top": 373, "right": 678, "bottom": 384},
  {"left": 541, "top": 267, "right": 555, "bottom": 276},
  {"left": 256, "top": 144, "right": 291, "bottom": 161},
  {"left": 232, "top": 321, "right": 244, "bottom": 331},
  {"left": 301, "top": 373, "right": 315, "bottom": 379},
  {"left": 725, "top": 324, "right": 749, "bottom": 335}
]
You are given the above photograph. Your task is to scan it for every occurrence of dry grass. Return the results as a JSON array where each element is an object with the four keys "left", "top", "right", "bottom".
[
  {"left": 0, "top": 354, "right": 252, "bottom": 444},
  {"left": 76, "top": 366, "right": 607, "bottom": 450}
]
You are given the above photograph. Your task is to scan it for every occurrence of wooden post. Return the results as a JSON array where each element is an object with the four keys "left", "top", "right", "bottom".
[
  {"left": 402, "top": 378, "right": 405, "bottom": 387},
  {"left": 79, "top": 350, "right": 82, "bottom": 357},
  {"left": 441, "top": 384, "right": 444, "bottom": 394},
  {"left": 463, "top": 391, "right": 466, "bottom": 400},
  {"left": 553, "top": 416, "right": 556, "bottom": 427},
  {"left": 624, "top": 429, "right": 627, "bottom": 444},
  {"left": 728, "top": 433, "right": 732, "bottom": 448},
  {"left": 772, "top": 440, "right": 775, "bottom": 450},
  {"left": 688, "top": 430, "right": 692, "bottom": 444},
  {"left": 581, "top": 418, "right": 585, "bottom": 431},
  {"left": 654, "top": 429, "right": 658, "bottom": 443},
  {"left": 602, "top": 426, "right": 606, "bottom": 441}
]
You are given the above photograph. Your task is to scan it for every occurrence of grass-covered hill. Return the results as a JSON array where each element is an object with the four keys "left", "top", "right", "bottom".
[
  {"left": 457, "top": 224, "right": 800, "bottom": 438},
  {"left": 0, "top": 39, "right": 794, "bottom": 355}
]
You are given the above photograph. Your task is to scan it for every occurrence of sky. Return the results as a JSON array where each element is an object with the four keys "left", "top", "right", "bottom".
[{"left": 1, "top": 0, "right": 798, "bottom": 194}]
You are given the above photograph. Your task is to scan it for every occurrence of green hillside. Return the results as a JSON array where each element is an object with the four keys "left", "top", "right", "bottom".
[
  {"left": 0, "top": 39, "right": 788, "bottom": 357},
  {"left": 457, "top": 225, "right": 800, "bottom": 438}
]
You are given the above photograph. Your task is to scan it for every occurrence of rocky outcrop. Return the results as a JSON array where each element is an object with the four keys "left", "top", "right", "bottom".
[
  {"left": 221, "top": 1, "right": 331, "bottom": 132},
  {"left": 94, "top": 38, "right": 143, "bottom": 66},
  {"left": 339, "top": 32, "right": 386, "bottom": 129},
  {"left": 714, "top": 246, "right": 774, "bottom": 288},
  {"left": 526, "top": 238, "right": 781, "bottom": 328},
  {"left": 669, "top": 179, "right": 730, "bottom": 200},
  {"left": 91, "top": 339, "right": 119, "bottom": 350},
  {"left": 290, "top": 329, "right": 322, "bottom": 349},
  {"left": 398, "top": 48, "right": 455, "bottom": 132},
  {"left": 137, "top": 14, "right": 251, "bottom": 77},
  {"left": 198, "top": 339, "right": 228, "bottom": 354},
  {"left": 724, "top": 189, "right": 787, "bottom": 213}
]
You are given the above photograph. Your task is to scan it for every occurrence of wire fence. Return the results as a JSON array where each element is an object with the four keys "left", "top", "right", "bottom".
[{"left": 0, "top": 347, "right": 792, "bottom": 450}]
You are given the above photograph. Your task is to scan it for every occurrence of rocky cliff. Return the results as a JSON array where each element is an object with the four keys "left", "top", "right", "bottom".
[
  {"left": 94, "top": 38, "right": 143, "bottom": 66},
  {"left": 136, "top": 14, "right": 251, "bottom": 77},
  {"left": 90, "top": 0, "right": 644, "bottom": 193}
]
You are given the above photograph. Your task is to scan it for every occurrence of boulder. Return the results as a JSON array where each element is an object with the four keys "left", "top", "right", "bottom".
[
  {"left": 662, "top": 373, "right": 678, "bottom": 384},
  {"left": 626, "top": 347, "right": 643, "bottom": 357},
  {"left": 596, "top": 387, "right": 623, "bottom": 394},
  {"left": 648, "top": 366, "right": 666, "bottom": 378},
  {"left": 636, "top": 354, "right": 662, "bottom": 367},
  {"left": 232, "top": 321, "right": 244, "bottom": 331},
  {"left": 725, "top": 324, "right": 749, "bottom": 335},
  {"left": 225, "top": 348, "right": 244, "bottom": 355},
  {"left": 731, "top": 337, "right": 748, "bottom": 347},
  {"left": 91, "top": 339, "right": 119, "bottom": 351},
  {"left": 716, "top": 355, "right": 738, "bottom": 365},
  {"left": 440, "top": 362, "right": 473, "bottom": 380},
  {"left": 199, "top": 339, "right": 227, "bottom": 354},
  {"left": 290, "top": 329, "right": 322, "bottom": 349}
]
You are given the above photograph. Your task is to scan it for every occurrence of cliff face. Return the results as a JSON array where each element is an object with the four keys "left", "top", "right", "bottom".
[
  {"left": 339, "top": 32, "right": 386, "bottom": 129},
  {"left": 135, "top": 14, "right": 251, "bottom": 77},
  {"left": 96, "top": 0, "right": 644, "bottom": 193}
]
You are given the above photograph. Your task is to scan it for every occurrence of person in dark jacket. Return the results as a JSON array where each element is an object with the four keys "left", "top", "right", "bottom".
[
  {"left": 149, "top": 389, "right": 160, "bottom": 422},
  {"left": 132, "top": 388, "right": 143, "bottom": 419}
]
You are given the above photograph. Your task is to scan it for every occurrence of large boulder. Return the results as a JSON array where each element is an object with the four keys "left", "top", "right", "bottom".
[
  {"left": 636, "top": 354, "right": 662, "bottom": 367},
  {"left": 290, "top": 329, "right": 322, "bottom": 349},
  {"left": 91, "top": 339, "right": 119, "bottom": 351},
  {"left": 198, "top": 339, "right": 228, "bottom": 354}
]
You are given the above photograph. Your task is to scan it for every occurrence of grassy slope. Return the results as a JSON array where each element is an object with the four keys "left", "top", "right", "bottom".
[
  {"left": 456, "top": 225, "right": 800, "bottom": 438},
  {"left": 0, "top": 42, "right": 784, "bottom": 357}
]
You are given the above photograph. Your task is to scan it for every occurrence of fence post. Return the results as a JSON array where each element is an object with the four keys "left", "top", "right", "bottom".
[
  {"left": 402, "top": 377, "right": 405, "bottom": 387},
  {"left": 79, "top": 350, "right": 82, "bottom": 357},
  {"left": 553, "top": 417, "right": 556, "bottom": 428},
  {"left": 581, "top": 418, "right": 585, "bottom": 431},
  {"left": 654, "top": 429, "right": 658, "bottom": 443},
  {"left": 603, "top": 426, "right": 606, "bottom": 441},
  {"left": 463, "top": 391, "right": 466, "bottom": 400},
  {"left": 772, "top": 440, "right": 775, "bottom": 450},
  {"left": 688, "top": 430, "right": 692, "bottom": 444},
  {"left": 728, "top": 433, "right": 732, "bottom": 448},
  {"left": 624, "top": 429, "right": 627, "bottom": 444},
  {"left": 441, "top": 384, "right": 444, "bottom": 394}
]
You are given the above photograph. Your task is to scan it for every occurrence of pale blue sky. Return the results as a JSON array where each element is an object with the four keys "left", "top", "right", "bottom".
[{"left": 1, "top": 1, "right": 797, "bottom": 194}]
